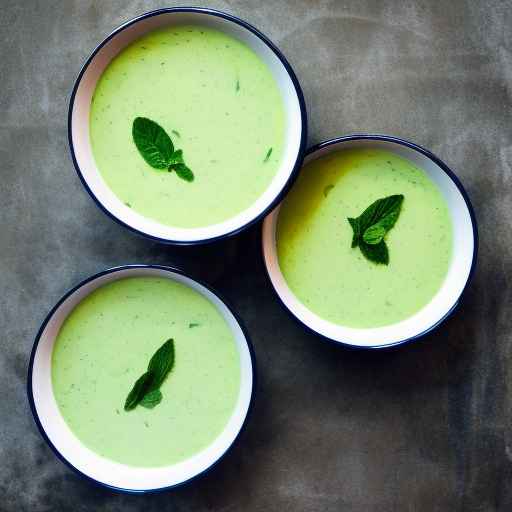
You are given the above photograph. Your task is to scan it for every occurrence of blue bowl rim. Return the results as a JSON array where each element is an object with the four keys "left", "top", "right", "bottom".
[
  {"left": 27, "top": 264, "right": 257, "bottom": 494},
  {"left": 262, "top": 133, "right": 479, "bottom": 350},
  {"left": 68, "top": 6, "right": 308, "bottom": 246}
]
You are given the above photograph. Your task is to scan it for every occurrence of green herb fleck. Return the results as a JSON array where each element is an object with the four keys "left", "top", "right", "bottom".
[
  {"left": 323, "top": 184, "right": 334, "bottom": 197},
  {"left": 171, "top": 129, "right": 181, "bottom": 138},
  {"left": 189, "top": 322, "right": 200, "bottom": 328},
  {"left": 124, "top": 202, "right": 132, "bottom": 208},
  {"left": 264, "top": 147, "right": 273, "bottom": 163},
  {"left": 124, "top": 339, "right": 175, "bottom": 411},
  {"left": 347, "top": 194, "right": 404, "bottom": 265},
  {"left": 132, "top": 117, "right": 193, "bottom": 182},
  {"left": 236, "top": 79, "right": 240, "bottom": 92}
]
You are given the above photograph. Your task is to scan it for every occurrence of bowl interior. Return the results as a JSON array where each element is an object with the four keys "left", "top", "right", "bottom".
[
  {"left": 262, "top": 137, "right": 476, "bottom": 348},
  {"left": 30, "top": 267, "right": 253, "bottom": 491},
  {"left": 70, "top": 9, "right": 304, "bottom": 243}
]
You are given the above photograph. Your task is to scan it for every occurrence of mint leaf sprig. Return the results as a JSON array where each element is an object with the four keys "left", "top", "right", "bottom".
[
  {"left": 132, "top": 117, "right": 194, "bottom": 182},
  {"left": 347, "top": 194, "right": 404, "bottom": 265},
  {"left": 124, "top": 339, "right": 175, "bottom": 411}
]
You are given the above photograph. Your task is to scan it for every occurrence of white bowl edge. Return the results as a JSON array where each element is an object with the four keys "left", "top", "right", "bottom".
[
  {"left": 70, "top": 9, "right": 305, "bottom": 243},
  {"left": 262, "top": 137, "right": 476, "bottom": 348},
  {"left": 30, "top": 266, "right": 254, "bottom": 491}
]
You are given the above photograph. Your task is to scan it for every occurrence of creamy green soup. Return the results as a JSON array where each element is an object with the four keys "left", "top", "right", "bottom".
[
  {"left": 52, "top": 277, "right": 241, "bottom": 467},
  {"left": 277, "top": 148, "right": 453, "bottom": 328},
  {"left": 90, "top": 25, "right": 285, "bottom": 228}
]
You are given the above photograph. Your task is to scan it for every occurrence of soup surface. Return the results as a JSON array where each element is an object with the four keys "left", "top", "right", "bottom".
[
  {"left": 52, "top": 276, "right": 241, "bottom": 467},
  {"left": 276, "top": 148, "right": 453, "bottom": 328},
  {"left": 90, "top": 25, "right": 285, "bottom": 228}
]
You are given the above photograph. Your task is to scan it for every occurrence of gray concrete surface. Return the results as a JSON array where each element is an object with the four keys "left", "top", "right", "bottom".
[{"left": 1, "top": 0, "right": 511, "bottom": 510}]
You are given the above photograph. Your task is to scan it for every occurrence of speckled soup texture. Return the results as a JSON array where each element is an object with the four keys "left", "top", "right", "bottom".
[
  {"left": 2, "top": 1, "right": 511, "bottom": 511},
  {"left": 52, "top": 277, "right": 241, "bottom": 467},
  {"left": 276, "top": 148, "right": 452, "bottom": 328},
  {"left": 90, "top": 24, "right": 285, "bottom": 228}
]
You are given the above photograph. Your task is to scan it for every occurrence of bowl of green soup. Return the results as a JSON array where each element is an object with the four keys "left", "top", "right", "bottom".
[
  {"left": 69, "top": 7, "right": 307, "bottom": 244},
  {"left": 28, "top": 265, "right": 255, "bottom": 492},
  {"left": 262, "top": 135, "right": 477, "bottom": 349}
]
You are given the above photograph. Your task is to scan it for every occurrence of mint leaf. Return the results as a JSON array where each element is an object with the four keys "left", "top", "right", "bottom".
[
  {"left": 360, "top": 240, "right": 389, "bottom": 265},
  {"left": 362, "top": 199, "right": 403, "bottom": 245},
  {"left": 357, "top": 195, "right": 403, "bottom": 232},
  {"left": 171, "top": 163, "right": 194, "bottom": 182},
  {"left": 147, "top": 339, "right": 175, "bottom": 391},
  {"left": 347, "top": 194, "right": 403, "bottom": 264},
  {"left": 132, "top": 117, "right": 174, "bottom": 169},
  {"left": 132, "top": 118, "right": 195, "bottom": 182},
  {"left": 124, "top": 339, "right": 175, "bottom": 412},
  {"left": 347, "top": 217, "right": 360, "bottom": 248},
  {"left": 363, "top": 224, "right": 387, "bottom": 245},
  {"left": 140, "top": 389, "right": 163, "bottom": 409},
  {"left": 168, "top": 149, "right": 184, "bottom": 165},
  {"left": 124, "top": 371, "right": 153, "bottom": 411}
]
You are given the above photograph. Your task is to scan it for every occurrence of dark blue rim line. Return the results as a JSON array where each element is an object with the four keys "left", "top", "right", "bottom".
[
  {"left": 263, "top": 134, "right": 479, "bottom": 350},
  {"left": 68, "top": 7, "right": 308, "bottom": 246},
  {"left": 27, "top": 264, "right": 257, "bottom": 494}
]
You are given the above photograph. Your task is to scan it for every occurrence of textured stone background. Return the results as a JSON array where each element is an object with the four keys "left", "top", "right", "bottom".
[{"left": 1, "top": 0, "right": 511, "bottom": 510}]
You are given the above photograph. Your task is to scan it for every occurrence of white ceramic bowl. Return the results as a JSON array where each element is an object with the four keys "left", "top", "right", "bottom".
[
  {"left": 28, "top": 265, "right": 255, "bottom": 492},
  {"left": 69, "top": 7, "right": 307, "bottom": 244},
  {"left": 262, "top": 135, "right": 478, "bottom": 349}
]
